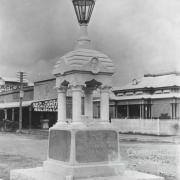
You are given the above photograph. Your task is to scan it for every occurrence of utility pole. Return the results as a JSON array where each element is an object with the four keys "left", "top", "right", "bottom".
[{"left": 17, "top": 71, "right": 27, "bottom": 132}]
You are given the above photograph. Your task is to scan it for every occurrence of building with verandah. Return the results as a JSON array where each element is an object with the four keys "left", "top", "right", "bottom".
[
  {"left": 0, "top": 77, "right": 33, "bottom": 129},
  {"left": 111, "top": 71, "right": 180, "bottom": 120}
]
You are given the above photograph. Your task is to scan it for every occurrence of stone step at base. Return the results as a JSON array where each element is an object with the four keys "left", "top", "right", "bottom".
[{"left": 10, "top": 167, "right": 164, "bottom": 180}]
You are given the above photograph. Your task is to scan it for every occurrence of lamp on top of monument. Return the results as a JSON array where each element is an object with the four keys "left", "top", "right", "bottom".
[
  {"left": 72, "top": 0, "right": 95, "bottom": 24},
  {"left": 72, "top": 0, "right": 96, "bottom": 49}
]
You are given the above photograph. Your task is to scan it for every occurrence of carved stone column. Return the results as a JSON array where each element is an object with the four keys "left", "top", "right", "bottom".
[
  {"left": 100, "top": 86, "right": 111, "bottom": 123},
  {"left": 84, "top": 89, "right": 93, "bottom": 119},
  {"left": 57, "top": 86, "right": 67, "bottom": 124},
  {"left": 71, "top": 85, "right": 83, "bottom": 123}
]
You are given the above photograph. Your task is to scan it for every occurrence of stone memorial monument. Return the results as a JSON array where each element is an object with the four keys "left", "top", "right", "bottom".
[{"left": 10, "top": 0, "right": 164, "bottom": 180}]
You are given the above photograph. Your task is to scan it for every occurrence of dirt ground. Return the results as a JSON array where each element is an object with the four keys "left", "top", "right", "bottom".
[{"left": 0, "top": 132, "right": 179, "bottom": 180}]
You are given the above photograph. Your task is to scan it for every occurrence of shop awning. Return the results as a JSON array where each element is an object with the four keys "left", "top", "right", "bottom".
[{"left": 0, "top": 101, "right": 33, "bottom": 109}]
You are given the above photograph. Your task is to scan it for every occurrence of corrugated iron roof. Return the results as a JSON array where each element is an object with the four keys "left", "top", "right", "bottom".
[{"left": 113, "top": 72, "right": 180, "bottom": 91}]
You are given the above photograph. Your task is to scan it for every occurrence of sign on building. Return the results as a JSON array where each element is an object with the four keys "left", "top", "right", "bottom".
[{"left": 33, "top": 99, "right": 57, "bottom": 112}]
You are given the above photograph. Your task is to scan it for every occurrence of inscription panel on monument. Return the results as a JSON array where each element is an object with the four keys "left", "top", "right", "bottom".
[
  {"left": 76, "top": 130, "right": 118, "bottom": 163},
  {"left": 49, "top": 130, "right": 71, "bottom": 162}
]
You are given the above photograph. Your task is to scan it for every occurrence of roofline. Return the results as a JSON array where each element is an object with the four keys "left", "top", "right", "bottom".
[
  {"left": 34, "top": 78, "right": 56, "bottom": 84},
  {"left": 111, "top": 93, "right": 180, "bottom": 101},
  {"left": 0, "top": 77, "right": 29, "bottom": 83},
  {"left": 144, "top": 71, "right": 180, "bottom": 77},
  {"left": 0, "top": 100, "right": 33, "bottom": 109},
  {"left": 112, "top": 85, "right": 180, "bottom": 93}
]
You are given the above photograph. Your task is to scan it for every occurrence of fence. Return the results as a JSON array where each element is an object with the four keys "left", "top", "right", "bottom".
[{"left": 112, "top": 118, "right": 180, "bottom": 135}]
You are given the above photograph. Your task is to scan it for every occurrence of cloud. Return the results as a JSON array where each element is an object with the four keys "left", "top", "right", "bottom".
[{"left": 0, "top": 0, "right": 179, "bottom": 86}]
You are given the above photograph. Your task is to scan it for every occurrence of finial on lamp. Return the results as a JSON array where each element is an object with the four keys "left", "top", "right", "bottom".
[{"left": 72, "top": 0, "right": 96, "bottom": 49}]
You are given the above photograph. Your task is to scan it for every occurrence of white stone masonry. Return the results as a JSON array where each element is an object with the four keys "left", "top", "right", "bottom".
[
  {"left": 71, "top": 85, "right": 82, "bottom": 123},
  {"left": 100, "top": 86, "right": 111, "bottom": 123},
  {"left": 57, "top": 86, "right": 67, "bottom": 124}
]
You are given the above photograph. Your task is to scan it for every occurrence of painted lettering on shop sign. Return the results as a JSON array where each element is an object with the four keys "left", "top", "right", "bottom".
[
  {"left": 0, "top": 85, "right": 20, "bottom": 92},
  {"left": 33, "top": 99, "right": 57, "bottom": 112}
]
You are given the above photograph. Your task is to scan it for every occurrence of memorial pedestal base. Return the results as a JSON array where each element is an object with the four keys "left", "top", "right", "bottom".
[
  {"left": 45, "top": 124, "right": 126, "bottom": 179},
  {"left": 10, "top": 167, "right": 164, "bottom": 180},
  {"left": 10, "top": 123, "right": 164, "bottom": 180}
]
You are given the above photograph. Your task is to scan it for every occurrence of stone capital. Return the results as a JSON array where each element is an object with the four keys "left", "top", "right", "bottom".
[
  {"left": 83, "top": 87, "right": 94, "bottom": 94},
  {"left": 57, "top": 86, "right": 68, "bottom": 93},
  {"left": 70, "top": 84, "right": 84, "bottom": 92},
  {"left": 100, "top": 85, "right": 111, "bottom": 93}
]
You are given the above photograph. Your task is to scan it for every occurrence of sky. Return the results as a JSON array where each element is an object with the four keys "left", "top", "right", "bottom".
[{"left": 0, "top": 0, "right": 179, "bottom": 86}]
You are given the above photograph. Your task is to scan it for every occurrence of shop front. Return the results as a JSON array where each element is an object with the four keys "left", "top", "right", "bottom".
[
  {"left": 0, "top": 101, "right": 33, "bottom": 129},
  {"left": 0, "top": 85, "right": 34, "bottom": 130},
  {"left": 32, "top": 99, "right": 57, "bottom": 128}
]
